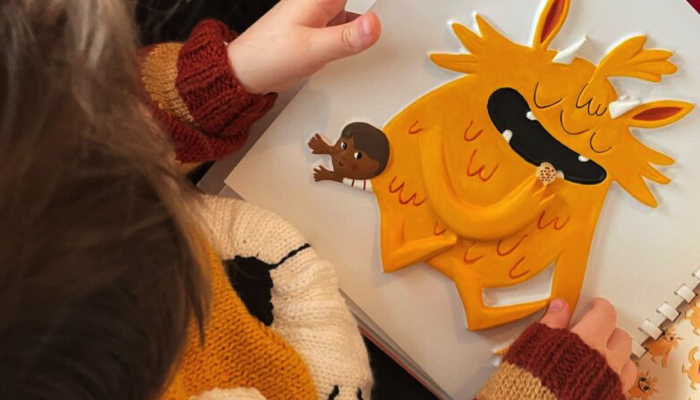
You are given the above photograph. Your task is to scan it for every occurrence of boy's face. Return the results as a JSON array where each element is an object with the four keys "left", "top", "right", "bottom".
[{"left": 332, "top": 137, "right": 380, "bottom": 180}]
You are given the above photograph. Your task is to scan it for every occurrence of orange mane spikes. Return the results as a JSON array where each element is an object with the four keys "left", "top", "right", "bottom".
[
  {"left": 579, "top": 36, "right": 678, "bottom": 116},
  {"left": 430, "top": 16, "right": 513, "bottom": 75},
  {"left": 598, "top": 36, "right": 677, "bottom": 82}
]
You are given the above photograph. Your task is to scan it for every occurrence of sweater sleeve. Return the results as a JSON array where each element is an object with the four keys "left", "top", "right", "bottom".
[
  {"left": 140, "top": 20, "right": 277, "bottom": 168},
  {"left": 197, "top": 195, "right": 374, "bottom": 400},
  {"left": 194, "top": 388, "right": 268, "bottom": 400},
  {"left": 476, "top": 323, "right": 625, "bottom": 400}
]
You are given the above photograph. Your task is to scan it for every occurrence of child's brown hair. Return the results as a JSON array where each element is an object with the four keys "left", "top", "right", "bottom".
[
  {"left": 0, "top": 1, "right": 207, "bottom": 399},
  {"left": 340, "top": 122, "right": 390, "bottom": 175}
]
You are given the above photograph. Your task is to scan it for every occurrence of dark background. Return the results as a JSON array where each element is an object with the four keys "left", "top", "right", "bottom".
[{"left": 135, "top": 1, "right": 439, "bottom": 399}]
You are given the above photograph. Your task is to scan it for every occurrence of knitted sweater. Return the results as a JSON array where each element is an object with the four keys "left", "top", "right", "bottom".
[{"left": 141, "top": 19, "right": 627, "bottom": 400}]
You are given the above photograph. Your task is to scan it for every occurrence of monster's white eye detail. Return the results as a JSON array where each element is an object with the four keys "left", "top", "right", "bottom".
[
  {"left": 340, "top": 142, "right": 347, "bottom": 150},
  {"left": 354, "top": 152, "right": 363, "bottom": 160}
]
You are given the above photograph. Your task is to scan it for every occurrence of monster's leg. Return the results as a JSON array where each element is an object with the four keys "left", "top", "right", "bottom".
[
  {"left": 381, "top": 213, "right": 457, "bottom": 273},
  {"left": 453, "top": 268, "right": 548, "bottom": 331},
  {"left": 420, "top": 128, "right": 555, "bottom": 241},
  {"left": 547, "top": 247, "right": 590, "bottom": 316}
]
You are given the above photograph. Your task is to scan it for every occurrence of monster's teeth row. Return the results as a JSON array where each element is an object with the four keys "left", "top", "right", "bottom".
[{"left": 501, "top": 129, "right": 591, "bottom": 164}]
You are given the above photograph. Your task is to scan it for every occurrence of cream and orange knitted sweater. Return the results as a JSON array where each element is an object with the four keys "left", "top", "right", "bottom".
[{"left": 141, "top": 19, "right": 627, "bottom": 400}]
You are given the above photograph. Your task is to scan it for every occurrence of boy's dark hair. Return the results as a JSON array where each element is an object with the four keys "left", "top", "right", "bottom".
[
  {"left": 0, "top": 2, "right": 207, "bottom": 400},
  {"left": 341, "top": 122, "right": 390, "bottom": 175}
]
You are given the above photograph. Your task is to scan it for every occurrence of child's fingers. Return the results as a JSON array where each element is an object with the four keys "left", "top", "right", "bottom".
[
  {"left": 620, "top": 360, "right": 637, "bottom": 392},
  {"left": 539, "top": 298, "right": 571, "bottom": 329},
  {"left": 571, "top": 298, "right": 617, "bottom": 351},
  {"left": 328, "top": 11, "right": 361, "bottom": 27},
  {"left": 606, "top": 328, "right": 632, "bottom": 373},
  {"left": 310, "top": 12, "right": 381, "bottom": 64},
  {"left": 284, "top": 0, "right": 348, "bottom": 27}
]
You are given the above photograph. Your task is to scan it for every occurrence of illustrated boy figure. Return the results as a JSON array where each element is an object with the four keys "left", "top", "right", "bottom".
[{"left": 308, "top": 122, "right": 390, "bottom": 191}]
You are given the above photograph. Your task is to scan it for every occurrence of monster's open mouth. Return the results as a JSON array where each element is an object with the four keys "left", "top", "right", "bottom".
[{"left": 487, "top": 88, "right": 607, "bottom": 185}]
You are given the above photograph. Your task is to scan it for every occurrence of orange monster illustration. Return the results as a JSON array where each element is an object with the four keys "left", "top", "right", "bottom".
[
  {"left": 682, "top": 347, "right": 700, "bottom": 390},
  {"left": 686, "top": 299, "right": 700, "bottom": 335},
  {"left": 645, "top": 328, "right": 681, "bottom": 367},
  {"left": 369, "top": 0, "right": 693, "bottom": 329},
  {"left": 627, "top": 371, "right": 658, "bottom": 400}
]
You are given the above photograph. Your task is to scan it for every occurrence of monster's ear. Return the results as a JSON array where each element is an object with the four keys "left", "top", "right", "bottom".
[
  {"left": 532, "top": 0, "right": 570, "bottom": 49},
  {"left": 622, "top": 101, "right": 694, "bottom": 129}
]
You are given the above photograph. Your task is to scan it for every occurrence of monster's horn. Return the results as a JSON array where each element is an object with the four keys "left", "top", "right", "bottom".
[
  {"left": 553, "top": 36, "right": 587, "bottom": 64},
  {"left": 609, "top": 95, "right": 641, "bottom": 119}
]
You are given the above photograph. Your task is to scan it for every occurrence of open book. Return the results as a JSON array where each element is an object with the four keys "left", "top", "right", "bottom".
[{"left": 224, "top": 0, "right": 700, "bottom": 398}]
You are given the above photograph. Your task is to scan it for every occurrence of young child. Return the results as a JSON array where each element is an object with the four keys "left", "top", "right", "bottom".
[
  {"left": 0, "top": 1, "right": 635, "bottom": 400},
  {"left": 309, "top": 122, "right": 390, "bottom": 191}
]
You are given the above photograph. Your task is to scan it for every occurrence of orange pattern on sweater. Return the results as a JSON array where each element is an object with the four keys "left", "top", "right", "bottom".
[{"left": 161, "top": 242, "right": 316, "bottom": 400}]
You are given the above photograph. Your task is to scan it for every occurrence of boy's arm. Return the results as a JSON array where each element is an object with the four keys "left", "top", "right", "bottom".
[
  {"left": 476, "top": 300, "right": 634, "bottom": 400},
  {"left": 140, "top": 20, "right": 276, "bottom": 171},
  {"left": 308, "top": 134, "right": 335, "bottom": 155}
]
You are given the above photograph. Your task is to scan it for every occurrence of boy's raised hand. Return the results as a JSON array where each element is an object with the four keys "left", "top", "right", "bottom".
[
  {"left": 227, "top": 0, "right": 381, "bottom": 95},
  {"left": 540, "top": 298, "right": 637, "bottom": 392}
]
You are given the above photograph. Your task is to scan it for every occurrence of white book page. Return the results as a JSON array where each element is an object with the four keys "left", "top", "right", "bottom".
[{"left": 225, "top": 1, "right": 700, "bottom": 398}]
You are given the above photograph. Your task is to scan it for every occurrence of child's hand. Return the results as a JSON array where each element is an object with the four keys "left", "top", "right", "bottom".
[
  {"left": 308, "top": 134, "right": 333, "bottom": 155},
  {"left": 313, "top": 165, "right": 340, "bottom": 182},
  {"left": 227, "top": 0, "right": 381, "bottom": 94},
  {"left": 540, "top": 298, "right": 637, "bottom": 392}
]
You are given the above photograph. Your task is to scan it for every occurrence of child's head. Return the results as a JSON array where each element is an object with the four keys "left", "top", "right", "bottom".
[
  {"left": 0, "top": 1, "right": 206, "bottom": 399},
  {"left": 333, "top": 122, "right": 390, "bottom": 180}
]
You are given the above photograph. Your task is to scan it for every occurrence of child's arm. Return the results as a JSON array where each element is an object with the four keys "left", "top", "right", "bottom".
[
  {"left": 476, "top": 299, "right": 635, "bottom": 400},
  {"left": 308, "top": 134, "right": 335, "bottom": 155},
  {"left": 140, "top": 0, "right": 381, "bottom": 171},
  {"left": 197, "top": 195, "right": 373, "bottom": 400},
  {"left": 140, "top": 20, "right": 275, "bottom": 171},
  {"left": 313, "top": 165, "right": 344, "bottom": 183}
]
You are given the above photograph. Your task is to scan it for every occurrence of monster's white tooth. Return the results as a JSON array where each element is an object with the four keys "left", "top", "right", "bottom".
[
  {"left": 526, "top": 111, "right": 536, "bottom": 121},
  {"left": 578, "top": 155, "right": 590, "bottom": 163},
  {"left": 502, "top": 129, "right": 513, "bottom": 143},
  {"left": 556, "top": 171, "right": 565, "bottom": 179}
]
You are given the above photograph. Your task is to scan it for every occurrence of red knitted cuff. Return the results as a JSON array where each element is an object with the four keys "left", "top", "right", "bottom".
[
  {"left": 173, "top": 19, "right": 276, "bottom": 162},
  {"left": 504, "top": 323, "right": 625, "bottom": 400}
]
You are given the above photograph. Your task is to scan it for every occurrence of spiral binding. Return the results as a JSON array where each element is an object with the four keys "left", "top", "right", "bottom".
[{"left": 631, "top": 266, "right": 700, "bottom": 358}]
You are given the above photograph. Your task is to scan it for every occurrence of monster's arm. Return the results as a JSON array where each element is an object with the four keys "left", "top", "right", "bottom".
[{"left": 420, "top": 129, "right": 554, "bottom": 241}]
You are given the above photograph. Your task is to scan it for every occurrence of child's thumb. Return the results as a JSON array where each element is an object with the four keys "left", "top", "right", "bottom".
[
  {"left": 313, "top": 13, "right": 381, "bottom": 63},
  {"left": 539, "top": 298, "right": 571, "bottom": 330}
]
